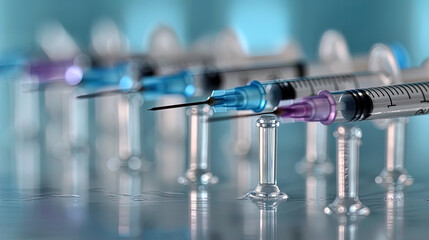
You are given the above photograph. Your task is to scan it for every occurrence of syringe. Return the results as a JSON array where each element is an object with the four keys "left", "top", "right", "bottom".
[
  {"left": 0, "top": 53, "right": 157, "bottom": 92},
  {"left": 13, "top": 55, "right": 156, "bottom": 95},
  {"left": 76, "top": 60, "right": 305, "bottom": 99},
  {"left": 241, "top": 81, "right": 429, "bottom": 125},
  {"left": 74, "top": 39, "right": 411, "bottom": 101},
  {"left": 149, "top": 56, "right": 429, "bottom": 113},
  {"left": 67, "top": 56, "right": 156, "bottom": 89},
  {"left": 0, "top": 58, "right": 75, "bottom": 82},
  {"left": 149, "top": 71, "right": 390, "bottom": 112}
]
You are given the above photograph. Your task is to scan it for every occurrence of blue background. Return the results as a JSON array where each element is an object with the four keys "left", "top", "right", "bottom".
[{"left": 0, "top": 0, "right": 428, "bottom": 187}]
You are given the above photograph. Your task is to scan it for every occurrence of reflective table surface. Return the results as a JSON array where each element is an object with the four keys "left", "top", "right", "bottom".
[{"left": 1, "top": 166, "right": 429, "bottom": 240}]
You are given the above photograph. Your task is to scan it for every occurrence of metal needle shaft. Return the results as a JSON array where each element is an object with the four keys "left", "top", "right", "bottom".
[
  {"left": 149, "top": 98, "right": 215, "bottom": 111},
  {"left": 76, "top": 87, "right": 144, "bottom": 99}
]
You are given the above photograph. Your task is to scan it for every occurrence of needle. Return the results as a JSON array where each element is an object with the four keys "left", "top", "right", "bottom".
[
  {"left": 76, "top": 87, "right": 144, "bottom": 99},
  {"left": 148, "top": 97, "right": 216, "bottom": 111}
]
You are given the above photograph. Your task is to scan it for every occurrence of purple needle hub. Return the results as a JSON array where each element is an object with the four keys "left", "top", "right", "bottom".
[
  {"left": 27, "top": 59, "right": 77, "bottom": 84},
  {"left": 277, "top": 90, "right": 337, "bottom": 125}
]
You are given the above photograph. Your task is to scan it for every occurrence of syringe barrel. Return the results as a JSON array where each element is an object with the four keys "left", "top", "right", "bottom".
[
  {"left": 278, "top": 81, "right": 429, "bottom": 125},
  {"left": 218, "top": 61, "right": 306, "bottom": 87},
  {"left": 262, "top": 72, "right": 387, "bottom": 110},
  {"left": 402, "top": 66, "right": 429, "bottom": 84},
  {"left": 333, "top": 82, "right": 429, "bottom": 123},
  {"left": 357, "top": 82, "right": 429, "bottom": 120}
]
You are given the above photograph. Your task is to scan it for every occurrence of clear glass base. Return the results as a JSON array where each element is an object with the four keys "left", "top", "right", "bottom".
[
  {"left": 375, "top": 169, "right": 413, "bottom": 187},
  {"left": 244, "top": 184, "right": 288, "bottom": 202},
  {"left": 324, "top": 197, "right": 370, "bottom": 217},
  {"left": 178, "top": 169, "right": 218, "bottom": 185},
  {"left": 295, "top": 159, "right": 334, "bottom": 175}
]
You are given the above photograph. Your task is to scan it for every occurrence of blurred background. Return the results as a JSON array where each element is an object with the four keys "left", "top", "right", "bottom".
[{"left": 1, "top": 1, "right": 429, "bottom": 239}]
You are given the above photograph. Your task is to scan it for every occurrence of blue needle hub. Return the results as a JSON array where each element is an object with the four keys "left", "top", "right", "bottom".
[{"left": 211, "top": 80, "right": 267, "bottom": 112}]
